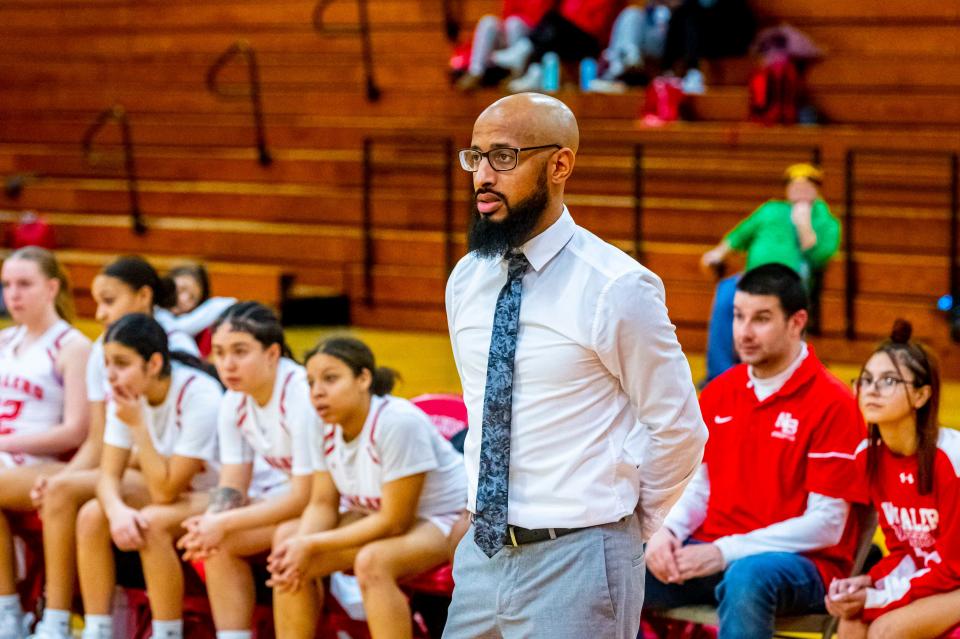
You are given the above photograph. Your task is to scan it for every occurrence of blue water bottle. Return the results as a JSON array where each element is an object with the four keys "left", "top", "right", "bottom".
[
  {"left": 541, "top": 52, "right": 560, "bottom": 93},
  {"left": 579, "top": 57, "right": 597, "bottom": 92}
]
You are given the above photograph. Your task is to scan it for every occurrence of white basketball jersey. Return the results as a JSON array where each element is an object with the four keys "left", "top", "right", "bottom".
[
  {"left": 313, "top": 395, "right": 467, "bottom": 519},
  {"left": 218, "top": 358, "right": 317, "bottom": 497},
  {"left": 104, "top": 362, "right": 222, "bottom": 492},
  {"left": 0, "top": 320, "right": 83, "bottom": 444}
]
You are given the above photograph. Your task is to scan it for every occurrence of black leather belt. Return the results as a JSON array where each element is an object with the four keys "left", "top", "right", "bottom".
[
  {"left": 469, "top": 513, "right": 590, "bottom": 546},
  {"left": 504, "top": 524, "right": 580, "bottom": 547}
]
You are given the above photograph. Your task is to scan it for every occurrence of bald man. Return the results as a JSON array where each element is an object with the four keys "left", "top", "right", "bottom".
[{"left": 443, "top": 93, "right": 708, "bottom": 638}]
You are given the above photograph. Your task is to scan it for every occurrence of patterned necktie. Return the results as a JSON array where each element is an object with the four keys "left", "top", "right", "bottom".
[{"left": 474, "top": 251, "right": 529, "bottom": 557}]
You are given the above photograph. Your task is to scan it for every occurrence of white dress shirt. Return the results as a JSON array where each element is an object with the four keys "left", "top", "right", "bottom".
[{"left": 446, "top": 207, "right": 707, "bottom": 538}]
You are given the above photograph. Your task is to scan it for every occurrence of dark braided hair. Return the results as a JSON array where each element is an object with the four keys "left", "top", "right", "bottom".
[{"left": 212, "top": 301, "right": 294, "bottom": 360}]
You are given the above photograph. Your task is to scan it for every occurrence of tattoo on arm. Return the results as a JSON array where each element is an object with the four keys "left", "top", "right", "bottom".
[{"left": 208, "top": 487, "right": 246, "bottom": 513}]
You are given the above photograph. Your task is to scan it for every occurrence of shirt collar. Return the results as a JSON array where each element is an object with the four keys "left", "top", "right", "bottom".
[{"left": 514, "top": 206, "right": 576, "bottom": 272}]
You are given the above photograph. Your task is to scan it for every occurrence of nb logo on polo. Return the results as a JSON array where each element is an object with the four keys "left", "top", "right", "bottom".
[
  {"left": 900, "top": 472, "right": 915, "bottom": 484},
  {"left": 771, "top": 412, "right": 799, "bottom": 441}
]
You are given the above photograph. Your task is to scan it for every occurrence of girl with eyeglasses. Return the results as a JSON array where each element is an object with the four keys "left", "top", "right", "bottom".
[
  {"left": 177, "top": 302, "right": 316, "bottom": 639},
  {"left": 826, "top": 319, "right": 960, "bottom": 639},
  {"left": 267, "top": 337, "right": 466, "bottom": 639}
]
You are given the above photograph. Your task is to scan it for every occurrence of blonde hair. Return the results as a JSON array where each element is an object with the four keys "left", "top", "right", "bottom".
[
  {"left": 783, "top": 163, "right": 823, "bottom": 185},
  {"left": 7, "top": 246, "right": 75, "bottom": 322}
]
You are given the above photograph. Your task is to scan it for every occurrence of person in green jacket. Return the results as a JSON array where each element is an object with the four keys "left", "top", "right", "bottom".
[{"left": 701, "top": 163, "right": 840, "bottom": 381}]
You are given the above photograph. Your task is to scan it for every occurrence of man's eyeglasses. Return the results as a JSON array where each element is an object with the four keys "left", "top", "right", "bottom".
[
  {"left": 458, "top": 144, "right": 561, "bottom": 172},
  {"left": 853, "top": 374, "right": 916, "bottom": 396}
]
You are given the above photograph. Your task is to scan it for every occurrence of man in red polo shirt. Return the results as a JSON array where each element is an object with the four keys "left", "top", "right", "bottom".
[{"left": 642, "top": 263, "right": 867, "bottom": 639}]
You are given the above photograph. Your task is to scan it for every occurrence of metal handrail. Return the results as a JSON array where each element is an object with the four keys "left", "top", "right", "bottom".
[
  {"left": 206, "top": 40, "right": 273, "bottom": 166},
  {"left": 844, "top": 147, "right": 960, "bottom": 340},
  {"left": 81, "top": 105, "right": 146, "bottom": 235},
  {"left": 361, "top": 135, "right": 456, "bottom": 307},
  {"left": 312, "top": 0, "right": 380, "bottom": 102},
  {"left": 630, "top": 141, "right": 821, "bottom": 262}
]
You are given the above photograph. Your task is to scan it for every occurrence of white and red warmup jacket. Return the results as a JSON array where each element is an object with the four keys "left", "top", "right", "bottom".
[
  {"left": 668, "top": 346, "right": 868, "bottom": 586},
  {"left": 860, "top": 428, "right": 960, "bottom": 621}
]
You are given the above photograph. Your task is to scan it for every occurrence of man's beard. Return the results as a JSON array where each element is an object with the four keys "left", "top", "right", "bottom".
[{"left": 468, "top": 170, "right": 549, "bottom": 259}]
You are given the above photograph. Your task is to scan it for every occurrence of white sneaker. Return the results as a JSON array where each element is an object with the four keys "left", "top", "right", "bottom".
[
  {"left": 507, "top": 63, "right": 543, "bottom": 93},
  {"left": 588, "top": 78, "right": 628, "bottom": 94},
  {"left": 0, "top": 611, "right": 24, "bottom": 639},
  {"left": 28, "top": 621, "right": 70, "bottom": 639},
  {"left": 490, "top": 38, "right": 533, "bottom": 75},
  {"left": 681, "top": 68, "right": 706, "bottom": 95}
]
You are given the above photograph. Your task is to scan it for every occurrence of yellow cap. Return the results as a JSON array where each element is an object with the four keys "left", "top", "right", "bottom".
[{"left": 784, "top": 163, "right": 823, "bottom": 185}]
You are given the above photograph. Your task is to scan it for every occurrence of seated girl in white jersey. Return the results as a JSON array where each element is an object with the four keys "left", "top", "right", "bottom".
[
  {"left": 162, "top": 262, "right": 236, "bottom": 358},
  {"left": 67, "top": 313, "right": 222, "bottom": 639},
  {"left": 267, "top": 336, "right": 467, "bottom": 639},
  {"left": 0, "top": 247, "right": 92, "bottom": 639},
  {"left": 27, "top": 255, "right": 200, "bottom": 639},
  {"left": 827, "top": 320, "right": 960, "bottom": 639},
  {"left": 176, "top": 302, "right": 317, "bottom": 639}
]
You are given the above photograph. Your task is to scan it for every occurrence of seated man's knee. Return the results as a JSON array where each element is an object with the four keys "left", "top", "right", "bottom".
[
  {"left": 76, "top": 499, "right": 108, "bottom": 536},
  {"left": 717, "top": 556, "right": 774, "bottom": 602}
]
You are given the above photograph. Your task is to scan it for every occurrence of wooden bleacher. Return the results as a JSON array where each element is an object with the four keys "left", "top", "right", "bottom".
[{"left": 0, "top": 0, "right": 958, "bottom": 371}]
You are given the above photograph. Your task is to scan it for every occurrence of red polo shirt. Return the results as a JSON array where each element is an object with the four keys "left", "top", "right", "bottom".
[{"left": 694, "top": 346, "right": 869, "bottom": 585}]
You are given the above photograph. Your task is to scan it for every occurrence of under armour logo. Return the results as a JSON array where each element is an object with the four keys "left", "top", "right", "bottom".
[
  {"left": 771, "top": 412, "right": 799, "bottom": 441},
  {"left": 900, "top": 472, "right": 915, "bottom": 484}
]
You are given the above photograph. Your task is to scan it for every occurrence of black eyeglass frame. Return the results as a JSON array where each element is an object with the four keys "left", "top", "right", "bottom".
[
  {"left": 458, "top": 144, "right": 562, "bottom": 172},
  {"left": 852, "top": 374, "right": 920, "bottom": 396}
]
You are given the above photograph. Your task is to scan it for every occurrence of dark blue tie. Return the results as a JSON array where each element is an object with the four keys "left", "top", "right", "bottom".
[{"left": 474, "top": 251, "right": 529, "bottom": 558}]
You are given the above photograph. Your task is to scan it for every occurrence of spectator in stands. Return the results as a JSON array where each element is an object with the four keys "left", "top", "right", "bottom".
[
  {"left": 0, "top": 247, "right": 90, "bottom": 639},
  {"left": 455, "top": 0, "right": 553, "bottom": 91},
  {"left": 268, "top": 336, "right": 467, "bottom": 639},
  {"left": 74, "top": 314, "right": 222, "bottom": 639},
  {"left": 177, "top": 302, "right": 316, "bottom": 639},
  {"left": 827, "top": 320, "right": 960, "bottom": 639},
  {"left": 492, "top": 0, "right": 626, "bottom": 92},
  {"left": 643, "top": 264, "right": 867, "bottom": 639},
  {"left": 589, "top": 2, "right": 673, "bottom": 91},
  {"left": 30, "top": 256, "right": 199, "bottom": 639},
  {"left": 701, "top": 162, "right": 839, "bottom": 382},
  {"left": 163, "top": 262, "right": 236, "bottom": 357},
  {"left": 659, "top": 0, "right": 755, "bottom": 94}
]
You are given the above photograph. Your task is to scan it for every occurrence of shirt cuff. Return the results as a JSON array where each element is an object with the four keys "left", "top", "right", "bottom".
[
  {"left": 712, "top": 536, "right": 743, "bottom": 566},
  {"left": 864, "top": 587, "right": 886, "bottom": 610}
]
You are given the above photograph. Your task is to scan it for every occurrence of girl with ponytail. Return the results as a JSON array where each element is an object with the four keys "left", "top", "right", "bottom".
[
  {"left": 268, "top": 336, "right": 466, "bottom": 639},
  {"left": 72, "top": 314, "right": 222, "bottom": 639},
  {"left": 0, "top": 246, "right": 91, "bottom": 639},
  {"left": 29, "top": 254, "right": 200, "bottom": 639},
  {"left": 177, "top": 302, "right": 317, "bottom": 639},
  {"left": 827, "top": 320, "right": 960, "bottom": 638}
]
